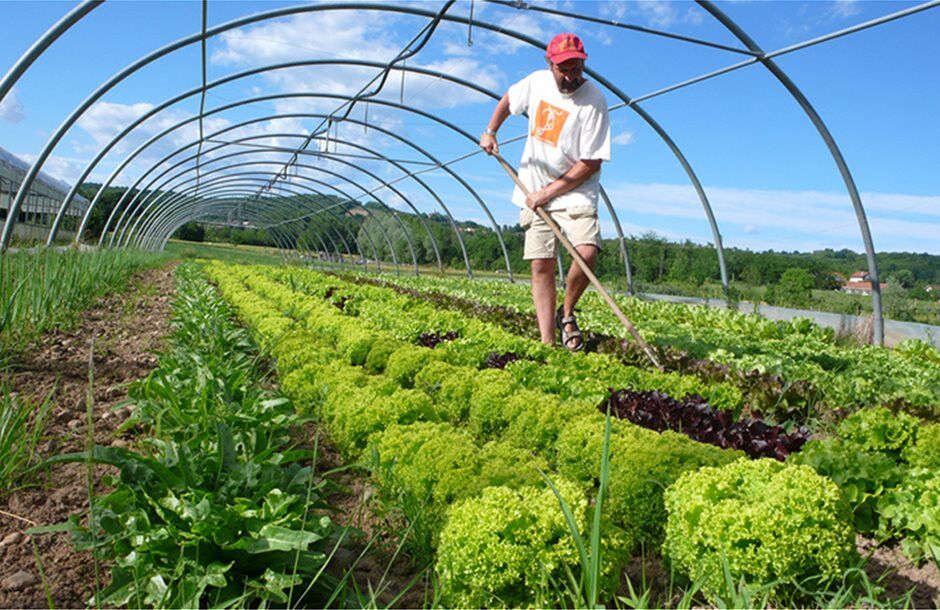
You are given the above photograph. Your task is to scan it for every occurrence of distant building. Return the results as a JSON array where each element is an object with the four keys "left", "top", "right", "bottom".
[
  {"left": 848, "top": 271, "right": 869, "bottom": 283},
  {"left": 842, "top": 280, "right": 886, "bottom": 295},
  {"left": 0, "top": 146, "right": 89, "bottom": 220}
]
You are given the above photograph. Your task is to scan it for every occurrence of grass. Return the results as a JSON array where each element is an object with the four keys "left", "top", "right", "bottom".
[
  {"left": 165, "top": 240, "right": 288, "bottom": 266},
  {"left": 0, "top": 385, "right": 52, "bottom": 493},
  {"left": 0, "top": 246, "right": 170, "bottom": 354}
]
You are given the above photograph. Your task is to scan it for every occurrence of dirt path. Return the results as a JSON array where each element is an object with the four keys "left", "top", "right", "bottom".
[{"left": 0, "top": 264, "right": 175, "bottom": 609}]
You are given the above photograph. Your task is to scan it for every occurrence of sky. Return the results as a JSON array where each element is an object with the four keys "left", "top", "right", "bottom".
[{"left": 1, "top": 0, "right": 938, "bottom": 254}]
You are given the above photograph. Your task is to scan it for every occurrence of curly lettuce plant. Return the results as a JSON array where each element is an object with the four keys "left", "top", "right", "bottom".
[
  {"left": 663, "top": 458, "right": 856, "bottom": 602},
  {"left": 836, "top": 406, "right": 919, "bottom": 458},
  {"left": 436, "top": 480, "right": 586, "bottom": 609}
]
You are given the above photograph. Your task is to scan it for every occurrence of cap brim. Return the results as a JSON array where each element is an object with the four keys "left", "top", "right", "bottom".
[{"left": 548, "top": 50, "right": 587, "bottom": 64}]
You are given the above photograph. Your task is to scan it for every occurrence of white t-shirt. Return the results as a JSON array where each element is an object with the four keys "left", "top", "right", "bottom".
[{"left": 507, "top": 69, "right": 611, "bottom": 212}]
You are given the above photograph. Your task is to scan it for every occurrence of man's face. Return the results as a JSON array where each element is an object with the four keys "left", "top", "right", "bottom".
[{"left": 549, "top": 58, "right": 585, "bottom": 93}]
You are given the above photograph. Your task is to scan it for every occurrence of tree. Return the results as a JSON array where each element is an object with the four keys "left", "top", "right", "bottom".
[
  {"left": 774, "top": 267, "right": 815, "bottom": 308},
  {"left": 883, "top": 278, "right": 913, "bottom": 321},
  {"left": 174, "top": 222, "right": 205, "bottom": 242},
  {"left": 889, "top": 269, "right": 915, "bottom": 289}
]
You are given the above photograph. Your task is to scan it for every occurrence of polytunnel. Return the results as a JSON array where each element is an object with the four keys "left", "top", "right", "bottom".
[{"left": 2, "top": 0, "right": 939, "bottom": 346}]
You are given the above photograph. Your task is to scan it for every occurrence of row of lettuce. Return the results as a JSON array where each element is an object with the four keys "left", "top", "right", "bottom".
[
  {"left": 352, "top": 271, "right": 939, "bottom": 417},
  {"left": 206, "top": 262, "right": 937, "bottom": 606},
  {"left": 40, "top": 264, "right": 345, "bottom": 608}
]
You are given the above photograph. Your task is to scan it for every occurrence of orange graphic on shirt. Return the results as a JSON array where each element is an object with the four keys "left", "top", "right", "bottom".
[{"left": 531, "top": 100, "right": 569, "bottom": 147}]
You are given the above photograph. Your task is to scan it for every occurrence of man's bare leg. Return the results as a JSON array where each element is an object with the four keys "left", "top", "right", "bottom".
[
  {"left": 560, "top": 245, "right": 598, "bottom": 348},
  {"left": 531, "top": 257, "right": 557, "bottom": 345}
]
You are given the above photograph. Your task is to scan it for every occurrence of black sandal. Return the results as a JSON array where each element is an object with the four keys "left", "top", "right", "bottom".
[{"left": 555, "top": 307, "right": 583, "bottom": 352}]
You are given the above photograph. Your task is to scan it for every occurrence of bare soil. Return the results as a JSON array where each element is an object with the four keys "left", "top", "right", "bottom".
[
  {"left": 859, "top": 535, "right": 940, "bottom": 609},
  {"left": 0, "top": 265, "right": 175, "bottom": 609},
  {"left": 310, "top": 425, "right": 433, "bottom": 609}
]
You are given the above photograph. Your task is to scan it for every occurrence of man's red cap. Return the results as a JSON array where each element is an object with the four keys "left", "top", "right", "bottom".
[{"left": 545, "top": 33, "right": 587, "bottom": 64}]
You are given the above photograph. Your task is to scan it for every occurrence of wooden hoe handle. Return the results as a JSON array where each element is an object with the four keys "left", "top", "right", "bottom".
[{"left": 493, "top": 153, "right": 664, "bottom": 372}]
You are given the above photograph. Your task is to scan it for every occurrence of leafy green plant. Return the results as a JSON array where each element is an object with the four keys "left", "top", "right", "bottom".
[
  {"left": 663, "top": 458, "right": 857, "bottom": 603},
  {"left": 789, "top": 437, "right": 905, "bottom": 534},
  {"left": 903, "top": 423, "right": 940, "bottom": 470},
  {"left": 542, "top": 409, "right": 623, "bottom": 609},
  {"left": 436, "top": 480, "right": 586, "bottom": 609},
  {"left": 878, "top": 469, "right": 940, "bottom": 564},
  {"left": 836, "top": 406, "right": 919, "bottom": 459},
  {"left": 556, "top": 415, "right": 739, "bottom": 551},
  {"left": 30, "top": 263, "right": 345, "bottom": 608}
]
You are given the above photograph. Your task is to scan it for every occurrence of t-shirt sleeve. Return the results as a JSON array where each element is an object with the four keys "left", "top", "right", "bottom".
[
  {"left": 507, "top": 73, "right": 534, "bottom": 116},
  {"left": 579, "top": 98, "right": 611, "bottom": 161}
]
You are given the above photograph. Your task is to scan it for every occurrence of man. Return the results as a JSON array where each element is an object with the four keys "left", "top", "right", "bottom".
[{"left": 480, "top": 33, "right": 611, "bottom": 352}]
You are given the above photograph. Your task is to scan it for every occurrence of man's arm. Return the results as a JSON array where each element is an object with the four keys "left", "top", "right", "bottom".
[
  {"left": 479, "top": 93, "right": 510, "bottom": 155},
  {"left": 525, "top": 159, "right": 602, "bottom": 210}
]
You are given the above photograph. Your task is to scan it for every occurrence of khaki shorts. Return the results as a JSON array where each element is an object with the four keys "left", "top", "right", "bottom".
[{"left": 519, "top": 206, "right": 602, "bottom": 260}]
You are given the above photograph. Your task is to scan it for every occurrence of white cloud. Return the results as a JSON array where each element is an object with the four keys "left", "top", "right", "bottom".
[
  {"left": 212, "top": 11, "right": 401, "bottom": 67},
  {"left": 603, "top": 181, "right": 940, "bottom": 252},
  {"left": 443, "top": 39, "right": 474, "bottom": 57},
  {"left": 17, "top": 152, "right": 94, "bottom": 187},
  {"left": 598, "top": 0, "right": 702, "bottom": 28},
  {"left": 211, "top": 12, "right": 499, "bottom": 114},
  {"left": 612, "top": 131, "right": 635, "bottom": 145},
  {"left": 401, "top": 58, "right": 502, "bottom": 107},
  {"left": 636, "top": 1, "right": 681, "bottom": 28},
  {"left": 77, "top": 101, "right": 156, "bottom": 147},
  {"left": 827, "top": 0, "right": 861, "bottom": 19},
  {"left": 0, "top": 87, "right": 25, "bottom": 123}
]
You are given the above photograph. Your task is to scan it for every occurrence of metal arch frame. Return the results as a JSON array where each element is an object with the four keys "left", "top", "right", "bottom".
[
  {"left": 63, "top": 69, "right": 519, "bottom": 278},
  {"left": 123, "top": 152, "right": 402, "bottom": 272},
  {"left": 20, "top": 5, "right": 715, "bottom": 290},
  {"left": 147, "top": 183, "right": 341, "bottom": 260},
  {"left": 696, "top": 0, "right": 885, "bottom": 343},
  {"left": 4, "top": 3, "right": 928, "bottom": 338},
  {"left": 135, "top": 177, "right": 338, "bottom": 256},
  {"left": 98, "top": 116, "right": 425, "bottom": 275},
  {"left": 152, "top": 190, "right": 343, "bottom": 257},
  {"left": 98, "top": 109, "right": 487, "bottom": 278},
  {"left": 149, "top": 176, "right": 361, "bottom": 263},
  {"left": 45, "top": 60, "right": 604, "bottom": 283},
  {"left": 103, "top": 137, "right": 396, "bottom": 274},
  {"left": 127, "top": 166, "right": 376, "bottom": 265},
  {"left": 160, "top": 198, "right": 336, "bottom": 264},
  {"left": 111, "top": 149, "right": 378, "bottom": 263},
  {"left": 159, "top": 198, "right": 298, "bottom": 256},
  {"left": 161, "top": 189, "right": 311, "bottom": 256},
  {"left": 57, "top": 59, "right": 483, "bottom": 246},
  {"left": 122, "top": 154, "right": 403, "bottom": 271},
  {"left": 0, "top": 0, "right": 102, "bottom": 103},
  {"left": 111, "top": 130, "right": 426, "bottom": 275},
  {"left": 153, "top": 185, "right": 344, "bottom": 261},
  {"left": 132, "top": 174, "right": 375, "bottom": 267},
  {"left": 164, "top": 191, "right": 320, "bottom": 258},
  {"left": 7, "top": 2, "right": 470, "bottom": 251}
]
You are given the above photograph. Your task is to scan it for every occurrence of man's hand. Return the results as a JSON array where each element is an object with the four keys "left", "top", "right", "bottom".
[
  {"left": 480, "top": 132, "right": 499, "bottom": 155},
  {"left": 525, "top": 188, "right": 552, "bottom": 210}
]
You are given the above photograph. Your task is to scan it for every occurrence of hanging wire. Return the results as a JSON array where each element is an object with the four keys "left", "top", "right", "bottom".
[
  {"left": 364, "top": 101, "right": 369, "bottom": 134},
  {"left": 194, "top": 0, "right": 208, "bottom": 197},
  {"left": 399, "top": 58, "right": 406, "bottom": 104},
  {"left": 252, "top": 0, "right": 456, "bottom": 202},
  {"left": 468, "top": 0, "right": 475, "bottom": 46}
]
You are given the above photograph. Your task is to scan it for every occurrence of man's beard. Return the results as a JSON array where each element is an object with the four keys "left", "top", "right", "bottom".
[{"left": 560, "top": 76, "right": 584, "bottom": 93}]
